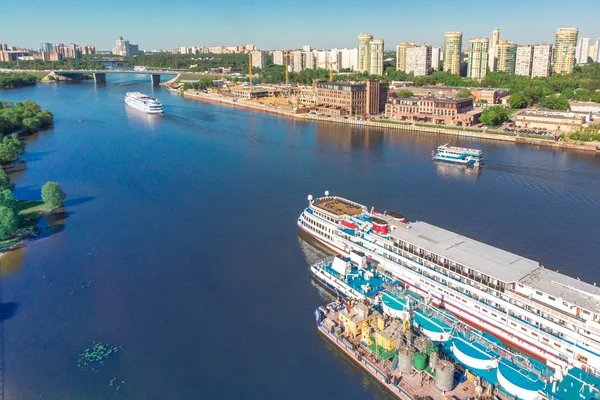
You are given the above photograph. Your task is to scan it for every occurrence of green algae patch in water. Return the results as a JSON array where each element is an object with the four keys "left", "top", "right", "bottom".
[{"left": 77, "top": 342, "right": 123, "bottom": 372}]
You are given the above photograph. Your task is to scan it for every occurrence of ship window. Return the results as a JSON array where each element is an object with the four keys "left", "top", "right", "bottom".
[
  {"left": 501, "top": 318, "right": 506, "bottom": 322},
  {"left": 511, "top": 322, "right": 516, "bottom": 327},
  {"left": 535, "top": 291, "right": 543, "bottom": 296},
  {"left": 532, "top": 332, "right": 537, "bottom": 337},
  {"left": 554, "top": 343, "right": 561, "bottom": 348},
  {"left": 542, "top": 337, "right": 549, "bottom": 342},
  {"left": 548, "top": 296, "right": 555, "bottom": 301},
  {"left": 521, "top": 327, "right": 527, "bottom": 332}
]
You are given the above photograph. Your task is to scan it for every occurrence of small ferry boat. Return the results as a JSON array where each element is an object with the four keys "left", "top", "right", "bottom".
[
  {"left": 124, "top": 92, "right": 163, "bottom": 114},
  {"left": 432, "top": 144, "right": 483, "bottom": 167}
]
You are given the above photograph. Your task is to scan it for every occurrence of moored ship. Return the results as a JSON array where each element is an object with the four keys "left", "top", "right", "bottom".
[
  {"left": 432, "top": 144, "right": 483, "bottom": 166},
  {"left": 298, "top": 193, "right": 600, "bottom": 390},
  {"left": 124, "top": 92, "right": 163, "bottom": 114}
]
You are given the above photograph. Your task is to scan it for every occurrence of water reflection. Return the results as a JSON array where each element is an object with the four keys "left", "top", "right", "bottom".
[
  {"left": 0, "top": 247, "right": 25, "bottom": 276},
  {"left": 316, "top": 124, "right": 385, "bottom": 151},
  {"left": 124, "top": 105, "right": 162, "bottom": 130},
  {"left": 435, "top": 162, "right": 482, "bottom": 180}
]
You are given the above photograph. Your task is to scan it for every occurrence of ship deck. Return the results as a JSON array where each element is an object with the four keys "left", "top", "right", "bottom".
[
  {"left": 312, "top": 197, "right": 363, "bottom": 216},
  {"left": 321, "top": 311, "right": 478, "bottom": 399}
]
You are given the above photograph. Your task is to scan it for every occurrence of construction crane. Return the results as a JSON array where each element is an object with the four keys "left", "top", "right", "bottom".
[
  {"left": 284, "top": 50, "right": 293, "bottom": 86},
  {"left": 329, "top": 61, "right": 338, "bottom": 82}
]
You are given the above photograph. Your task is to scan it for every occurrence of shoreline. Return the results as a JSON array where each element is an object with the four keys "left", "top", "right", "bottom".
[{"left": 174, "top": 88, "right": 599, "bottom": 153}]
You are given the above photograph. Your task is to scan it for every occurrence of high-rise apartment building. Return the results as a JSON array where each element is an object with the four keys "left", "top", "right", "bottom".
[
  {"left": 531, "top": 44, "right": 552, "bottom": 78},
  {"left": 405, "top": 45, "right": 432, "bottom": 76},
  {"left": 40, "top": 43, "right": 52, "bottom": 53},
  {"left": 246, "top": 44, "right": 256, "bottom": 51},
  {"left": 488, "top": 28, "right": 500, "bottom": 71},
  {"left": 304, "top": 51, "right": 315, "bottom": 69},
  {"left": 495, "top": 40, "right": 518, "bottom": 74},
  {"left": 576, "top": 38, "right": 590, "bottom": 64},
  {"left": 553, "top": 27, "right": 578, "bottom": 74},
  {"left": 113, "top": 37, "right": 130, "bottom": 56},
  {"left": 467, "top": 37, "right": 489, "bottom": 80},
  {"left": 369, "top": 39, "right": 384, "bottom": 76},
  {"left": 272, "top": 50, "right": 284, "bottom": 66},
  {"left": 0, "top": 44, "right": 8, "bottom": 51},
  {"left": 250, "top": 51, "right": 267, "bottom": 69},
  {"left": 302, "top": 45, "right": 311, "bottom": 52},
  {"left": 515, "top": 45, "right": 534, "bottom": 77},
  {"left": 340, "top": 48, "right": 358, "bottom": 71},
  {"left": 291, "top": 50, "right": 304, "bottom": 72},
  {"left": 431, "top": 47, "right": 442, "bottom": 71},
  {"left": 395, "top": 42, "right": 414, "bottom": 72},
  {"left": 357, "top": 33, "right": 373, "bottom": 73},
  {"left": 592, "top": 38, "right": 600, "bottom": 62},
  {"left": 443, "top": 32, "right": 463, "bottom": 75},
  {"left": 81, "top": 44, "right": 96, "bottom": 55}
]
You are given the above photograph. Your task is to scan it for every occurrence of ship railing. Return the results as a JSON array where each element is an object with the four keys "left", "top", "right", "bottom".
[{"left": 509, "top": 291, "right": 584, "bottom": 326}]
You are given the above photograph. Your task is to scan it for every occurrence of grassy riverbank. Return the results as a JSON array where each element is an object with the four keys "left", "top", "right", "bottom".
[{"left": 0, "top": 200, "right": 53, "bottom": 252}]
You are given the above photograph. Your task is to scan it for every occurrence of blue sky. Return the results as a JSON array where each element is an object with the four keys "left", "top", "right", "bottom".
[{"left": 2, "top": 0, "right": 599, "bottom": 51}]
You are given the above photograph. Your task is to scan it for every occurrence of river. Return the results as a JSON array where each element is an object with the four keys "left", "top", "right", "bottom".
[{"left": 0, "top": 74, "right": 599, "bottom": 399}]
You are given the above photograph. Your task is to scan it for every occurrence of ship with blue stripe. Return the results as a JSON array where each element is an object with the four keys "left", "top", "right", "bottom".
[{"left": 432, "top": 144, "right": 483, "bottom": 167}]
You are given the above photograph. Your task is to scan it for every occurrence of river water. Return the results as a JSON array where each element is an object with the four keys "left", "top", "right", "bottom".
[{"left": 0, "top": 75, "right": 599, "bottom": 399}]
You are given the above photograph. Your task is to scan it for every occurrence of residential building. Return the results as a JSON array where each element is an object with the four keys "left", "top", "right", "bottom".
[
  {"left": 495, "top": 40, "right": 518, "bottom": 74},
  {"left": 67, "top": 43, "right": 81, "bottom": 59},
  {"left": 443, "top": 31, "right": 463, "bottom": 75},
  {"left": 531, "top": 44, "right": 553, "bottom": 77},
  {"left": 250, "top": 51, "right": 267, "bottom": 69},
  {"left": 467, "top": 37, "right": 489, "bottom": 80},
  {"left": 273, "top": 50, "right": 284, "bottom": 66},
  {"left": 357, "top": 33, "right": 373, "bottom": 73},
  {"left": 369, "top": 39, "right": 384, "bottom": 76},
  {"left": 304, "top": 51, "right": 315, "bottom": 70},
  {"left": 43, "top": 52, "right": 62, "bottom": 62},
  {"left": 405, "top": 45, "right": 431, "bottom": 76},
  {"left": 515, "top": 45, "right": 534, "bottom": 77},
  {"left": 588, "top": 39, "right": 599, "bottom": 62},
  {"left": 0, "top": 44, "right": 8, "bottom": 51},
  {"left": 329, "top": 49, "right": 342, "bottom": 72},
  {"left": 431, "top": 47, "right": 442, "bottom": 71},
  {"left": 593, "top": 38, "right": 600, "bottom": 62},
  {"left": 576, "top": 37, "right": 590, "bottom": 64},
  {"left": 553, "top": 27, "right": 578, "bottom": 74},
  {"left": 489, "top": 28, "right": 500, "bottom": 71},
  {"left": 316, "top": 50, "right": 329, "bottom": 70},
  {"left": 471, "top": 88, "right": 510, "bottom": 104},
  {"left": 40, "top": 43, "right": 52, "bottom": 53},
  {"left": 395, "top": 42, "right": 414, "bottom": 72},
  {"left": 302, "top": 45, "right": 311, "bottom": 52},
  {"left": 385, "top": 96, "right": 480, "bottom": 126},
  {"left": 81, "top": 44, "right": 96, "bottom": 55},
  {"left": 340, "top": 48, "right": 358, "bottom": 71},
  {"left": 315, "top": 80, "right": 388, "bottom": 116},
  {"left": 246, "top": 44, "right": 256, "bottom": 51},
  {"left": 113, "top": 37, "right": 130, "bottom": 56},
  {"left": 291, "top": 50, "right": 304, "bottom": 73},
  {"left": 515, "top": 109, "right": 585, "bottom": 132}
]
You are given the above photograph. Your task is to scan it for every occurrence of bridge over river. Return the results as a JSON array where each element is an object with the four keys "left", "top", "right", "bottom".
[{"left": 51, "top": 70, "right": 180, "bottom": 86}]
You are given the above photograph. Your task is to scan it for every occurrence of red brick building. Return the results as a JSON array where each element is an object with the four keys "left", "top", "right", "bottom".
[
  {"left": 315, "top": 80, "right": 389, "bottom": 116},
  {"left": 384, "top": 96, "right": 481, "bottom": 126}
]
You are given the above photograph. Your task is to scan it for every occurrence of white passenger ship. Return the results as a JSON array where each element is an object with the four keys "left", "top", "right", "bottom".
[
  {"left": 298, "top": 193, "right": 600, "bottom": 378},
  {"left": 432, "top": 144, "right": 483, "bottom": 167},
  {"left": 124, "top": 92, "right": 163, "bottom": 114}
]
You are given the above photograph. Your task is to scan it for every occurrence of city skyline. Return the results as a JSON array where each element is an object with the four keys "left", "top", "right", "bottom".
[{"left": 2, "top": 0, "right": 599, "bottom": 51}]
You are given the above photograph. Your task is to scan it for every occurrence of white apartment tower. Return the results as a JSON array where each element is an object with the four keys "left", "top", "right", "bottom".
[
  {"left": 340, "top": 48, "right": 358, "bottom": 71},
  {"left": 576, "top": 38, "right": 590, "bottom": 64},
  {"left": 250, "top": 51, "right": 267, "bottom": 69},
  {"left": 488, "top": 28, "right": 500, "bottom": 71},
  {"left": 291, "top": 51, "right": 304, "bottom": 72},
  {"left": 515, "top": 45, "right": 534, "bottom": 77},
  {"left": 113, "top": 37, "right": 130, "bottom": 56},
  {"left": 369, "top": 39, "right": 384, "bottom": 76},
  {"left": 431, "top": 47, "right": 442, "bottom": 71},
  {"left": 273, "top": 50, "right": 284, "bottom": 66},
  {"left": 468, "top": 37, "right": 489, "bottom": 80},
  {"left": 405, "top": 46, "right": 432, "bottom": 76},
  {"left": 531, "top": 44, "right": 552, "bottom": 78}
]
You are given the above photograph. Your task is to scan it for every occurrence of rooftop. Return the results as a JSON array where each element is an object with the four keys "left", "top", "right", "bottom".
[
  {"left": 389, "top": 221, "right": 540, "bottom": 283},
  {"left": 519, "top": 267, "right": 600, "bottom": 313},
  {"left": 312, "top": 197, "right": 364, "bottom": 216}
]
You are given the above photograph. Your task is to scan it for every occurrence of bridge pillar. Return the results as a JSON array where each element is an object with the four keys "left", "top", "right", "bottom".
[
  {"left": 150, "top": 74, "right": 160, "bottom": 86},
  {"left": 93, "top": 72, "right": 106, "bottom": 84}
]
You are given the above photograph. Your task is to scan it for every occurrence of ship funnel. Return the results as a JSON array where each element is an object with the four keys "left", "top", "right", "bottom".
[{"left": 324, "top": 190, "right": 329, "bottom": 196}]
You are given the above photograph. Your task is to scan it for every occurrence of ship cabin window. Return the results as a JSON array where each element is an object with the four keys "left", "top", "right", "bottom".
[
  {"left": 548, "top": 296, "right": 556, "bottom": 301},
  {"left": 501, "top": 318, "right": 506, "bottom": 322},
  {"left": 521, "top": 327, "right": 527, "bottom": 332},
  {"left": 531, "top": 332, "right": 537, "bottom": 337},
  {"left": 542, "top": 337, "right": 549, "bottom": 342},
  {"left": 535, "top": 291, "right": 543, "bottom": 296}
]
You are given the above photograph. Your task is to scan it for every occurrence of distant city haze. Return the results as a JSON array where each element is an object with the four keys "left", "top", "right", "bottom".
[{"left": 3, "top": 0, "right": 599, "bottom": 50}]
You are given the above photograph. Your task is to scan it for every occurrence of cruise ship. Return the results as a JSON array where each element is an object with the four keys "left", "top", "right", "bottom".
[
  {"left": 432, "top": 144, "right": 483, "bottom": 166},
  {"left": 298, "top": 193, "right": 600, "bottom": 380},
  {"left": 124, "top": 92, "right": 163, "bottom": 114}
]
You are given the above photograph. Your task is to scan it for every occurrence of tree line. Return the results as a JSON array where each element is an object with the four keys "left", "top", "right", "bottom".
[{"left": 0, "top": 72, "right": 38, "bottom": 89}]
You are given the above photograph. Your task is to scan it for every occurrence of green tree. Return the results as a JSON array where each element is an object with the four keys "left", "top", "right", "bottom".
[
  {"left": 22, "top": 117, "right": 42, "bottom": 133},
  {"left": 0, "top": 168, "right": 13, "bottom": 191},
  {"left": 479, "top": 106, "right": 511, "bottom": 128},
  {"left": 396, "top": 89, "right": 414, "bottom": 98},
  {"left": 0, "top": 206, "right": 18, "bottom": 240},
  {"left": 540, "top": 95, "right": 570, "bottom": 110},
  {"left": 509, "top": 93, "right": 532, "bottom": 109},
  {"left": 0, "top": 189, "right": 17, "bottom": 211},
  {"left": 41, "top": 181, "right": 66, "bottom": 208},
  {"left": 456, "top": 89, "right": 472, "bottom": 98}
]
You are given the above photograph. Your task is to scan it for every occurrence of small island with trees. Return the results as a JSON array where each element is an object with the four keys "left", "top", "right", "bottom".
[{"left": 0, "top": 99, "right": 66, "bottom": 252}]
